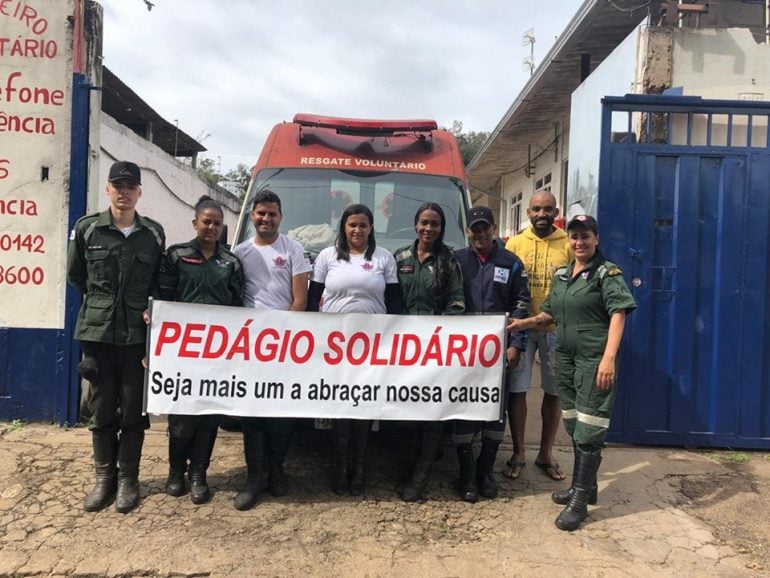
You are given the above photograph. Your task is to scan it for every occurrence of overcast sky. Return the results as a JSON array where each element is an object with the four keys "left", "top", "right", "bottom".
[{"left": 101, "top": 0, "right": 584, "bottom": 173}]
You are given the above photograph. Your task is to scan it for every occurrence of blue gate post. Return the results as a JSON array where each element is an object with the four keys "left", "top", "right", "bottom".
[{"left": 58, "top": 74, "right": 97, "bottom": 426}]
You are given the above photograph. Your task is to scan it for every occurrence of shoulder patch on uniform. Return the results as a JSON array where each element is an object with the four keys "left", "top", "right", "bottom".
[
  {"left": 173, "top": 245, "right": 197, "bottom": 258},
  {"left": 606, "top": 266, "right": 623, "bottom": 277},
  {"left": 76, "top": 211, "right": 101, "bottom": 225},
  {"left": 217, "top": 250, "right": 240, "bottom": 265},
  {"left": 141, "top": 215, "right": 165, "bottom": 229},
  {"left": 83, "top": 220, "right": 99, "bottom": 244},
  {"left": 394, "top": 248, "right": 411, "bottom": 262},
  {"left": 139, "top": 215, "right": 166, "bottom": 247}
]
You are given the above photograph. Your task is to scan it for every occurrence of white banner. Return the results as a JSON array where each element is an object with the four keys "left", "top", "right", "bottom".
[{"left": 145, "top": 301, "right": 507, "bottom": 421}]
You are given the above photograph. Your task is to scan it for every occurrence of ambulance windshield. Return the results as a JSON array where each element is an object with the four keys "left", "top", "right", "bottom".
[{"left": 236, "top": 168, "right": 468, "bottom": 259}]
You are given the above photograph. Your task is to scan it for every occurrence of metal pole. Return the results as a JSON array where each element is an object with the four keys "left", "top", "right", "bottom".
[
  {"left": 766, "top": 0, "right": 769, "bottom": 44},
  {"left": 173, "top": 118, "right": 179, "bottom": 157}
]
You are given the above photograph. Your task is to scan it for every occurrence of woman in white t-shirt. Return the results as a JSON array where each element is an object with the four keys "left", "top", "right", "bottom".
[{"left": 308, "top": 204, "right": 403, "bottom": 496}]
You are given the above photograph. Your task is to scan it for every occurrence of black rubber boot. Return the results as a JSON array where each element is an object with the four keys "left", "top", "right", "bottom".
[
  {"left": 189, "top": 426, "right": 218, "bottom": 505},
  {"left": 455, "top": 443, "right": 478, "bottom": 503},
  {"left": 401, "top": 459, "right": 432, "bottom": 502},
  {"left": 234, "top": 427, "right": 265, "bottom": 510},
  {"left": 555, "top": 446, "right": 602, "bottom": 531},
  {"left": 331, "top": 421, "right": 351, "bottom": 495},
  {"left": 84, "top": 430, "right": 118, "bottom": 512},
  {"left": 552, "top": 442, "right": 600, "bottom": 506},
  {"left": 115, "top": 430, "right": 144, "bottom": 514},
  {"left": 349, "top": 420, "right": 371, "bottom": 496},
  {"left": 476, "top": 438, "right": 500, "bottom": 499},
  {"left": 166, "top": 434, "right": 191, "bottom": 497},
  {"left": 267, "top": 430, "right": 293, "bottom": 497},
  {"left": 401, "top": 425, "right": 441, "bottom": 502}
]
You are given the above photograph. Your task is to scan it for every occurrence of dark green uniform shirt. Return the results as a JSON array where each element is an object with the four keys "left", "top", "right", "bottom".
[
  {"left": 394, "top": 242, "right": 465, "bottom": 315},
  {"left": 158, "top": 239, "right": 244, "bottom": 306},
  {"left": 67, "top": 210, "right": 165, "bottom": 345},
  {"left": 541, "top": 258, "right": 636, "bottom": 359}
]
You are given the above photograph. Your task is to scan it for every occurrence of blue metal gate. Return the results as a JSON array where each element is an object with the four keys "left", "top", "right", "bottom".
[{"left": 599, "top": 95, "right": 770, "bottom": 449}]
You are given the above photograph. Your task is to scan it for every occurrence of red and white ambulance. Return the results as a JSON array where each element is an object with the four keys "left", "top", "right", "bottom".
[{"left": 232, "top": 114, "right": 471, "bottom": 257}]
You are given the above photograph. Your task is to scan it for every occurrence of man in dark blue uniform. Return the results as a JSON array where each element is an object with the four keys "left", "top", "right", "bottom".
[{"left": 454, "top": 206, "right": 530, "bottom": 501}]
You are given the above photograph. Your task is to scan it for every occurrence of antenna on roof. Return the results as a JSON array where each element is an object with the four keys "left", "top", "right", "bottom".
[{"left": 521, "top": 28, "right": 536, "bottom": 76}]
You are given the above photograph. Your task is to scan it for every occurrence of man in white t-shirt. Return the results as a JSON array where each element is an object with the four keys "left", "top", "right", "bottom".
[{"left": 231, "top": 190, "right": 311, "bottom": 510}]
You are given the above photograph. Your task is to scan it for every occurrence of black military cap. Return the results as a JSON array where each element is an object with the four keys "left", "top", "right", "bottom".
[
  {"left": 467, "top": 206, "right": 495, "bottom": 227},
  {"left": 108, "top": 161, "right": 142, "bottom": 185}
]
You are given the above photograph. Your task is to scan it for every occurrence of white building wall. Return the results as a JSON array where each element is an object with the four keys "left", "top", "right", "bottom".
[
  {"left": 0, "top": 0, "right": 75, "bottom": 329},
  {"left": 672, "top": 27, "right": 770, "bottom": 99},
  {"left": 499, "top": 116, "right": 570, "bottom": 239},
  {"left": 567, "top": 25, "right": 641, "bottom": 219},
  {"left": 567, "top": 25, "right": 770, "bottom": 220},
  {"left": 97, "top": 113, "right": 242, "bottom": 246}
]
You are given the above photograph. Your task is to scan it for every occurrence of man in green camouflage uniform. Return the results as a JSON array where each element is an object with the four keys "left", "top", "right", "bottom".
[
  {"left": 67, "top": 161, "right": 165, "bottom": 513},
  {"left": 508, "top": 215, "right": 636, "bottom": 531}
]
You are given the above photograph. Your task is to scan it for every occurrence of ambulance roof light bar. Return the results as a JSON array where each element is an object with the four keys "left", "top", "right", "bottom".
[{"left": 294, "top": 114, "right": 437, "bottom": 135}]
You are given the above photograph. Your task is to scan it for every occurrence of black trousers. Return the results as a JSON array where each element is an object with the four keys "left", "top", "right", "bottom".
[
  {"left": 168, "top": 414, "right": 221, "bottom": 439},
  {"left": 85, "top": 342, "right": 149, "bottom": 432}
]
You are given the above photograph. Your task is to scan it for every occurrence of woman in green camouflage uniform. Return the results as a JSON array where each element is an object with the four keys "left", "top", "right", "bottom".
[
  {"left": 394, "top": 202, "right": 465, "bottom": 501},
  {"left": 508, "top": 215, "right": 636, "bottom": 531},
  {"left": 158, "top": 195, "right": 244, "bottom": 504}
]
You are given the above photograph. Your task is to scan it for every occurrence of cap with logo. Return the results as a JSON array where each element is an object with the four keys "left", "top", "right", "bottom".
[
  {"left": 108, "top": 161, "right": 142, "bottom": 185},
  {"left": 467, "top": 206, "right": 495, "bottom": 228},
  {"left": 566, "top": 214, "right": 598, "bottom": 234}
]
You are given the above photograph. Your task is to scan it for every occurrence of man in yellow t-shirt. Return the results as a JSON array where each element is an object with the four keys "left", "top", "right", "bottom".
[{"left": 504, "top": 190, "right": 571, "bottom": 481}]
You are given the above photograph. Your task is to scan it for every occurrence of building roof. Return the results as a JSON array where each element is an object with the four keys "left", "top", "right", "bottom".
[
  {"left": 467, "top": 0, "right": 649, "bottom": 196},
  {"left": 101, "top": 66, "right": 206, "bottom": 158}
]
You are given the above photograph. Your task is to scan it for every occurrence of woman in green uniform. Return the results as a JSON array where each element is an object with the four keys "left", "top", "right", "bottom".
[
  {"left": 508, "top": 215, "right": 636, "bottom": 531},
  {"left": 157, "top": 195, "right": 244, "bottom": 504},
  {"left": 394, "top": 202, "right": 465, "bottom": 501}
]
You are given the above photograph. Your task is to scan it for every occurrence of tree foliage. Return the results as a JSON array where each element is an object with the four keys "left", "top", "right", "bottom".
[
  {"left": 223, "top": 163, "right": 253, "bottom": 199},
  {"left": 448, "top": 120, "right": 490, "bottom": 166},
  {"left": 195, "top": 158, "right": 252, "bottom": 199},
  {"left": 196, "top": 157, "right": 221, "bottom": 187}
]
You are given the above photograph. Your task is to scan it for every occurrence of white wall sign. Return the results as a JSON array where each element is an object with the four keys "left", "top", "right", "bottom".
[
  {"left": 145, "top": 301, "right": 507, "bottom": 421},
  {"left": 0, "top": 0, "right": 73, "bottom": 328}
]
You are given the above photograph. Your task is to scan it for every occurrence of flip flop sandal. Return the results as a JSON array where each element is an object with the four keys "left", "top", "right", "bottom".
[
  {"left": 503, "top": 458, "right": 526, "bottom": 479},
  {"left": 534, "top": 461, "right": 566, "bottom": 481}
]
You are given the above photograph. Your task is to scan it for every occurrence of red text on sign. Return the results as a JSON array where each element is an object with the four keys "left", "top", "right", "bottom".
[
  {"left": 0, "top": 1, "right": 49, "bottom": 35},
  {"left": 153, "top": 320, "right": 502, "bottom": 368},
  {"left": 0, "top": 265, "right": 44, "bottom": 285}
]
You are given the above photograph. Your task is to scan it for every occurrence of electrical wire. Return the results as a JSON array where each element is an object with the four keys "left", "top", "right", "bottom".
[{"left": 603, "top": 0, "right": 655, "bottom": 13}]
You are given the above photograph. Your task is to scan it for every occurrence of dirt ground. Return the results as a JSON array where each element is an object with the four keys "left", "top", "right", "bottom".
[
  {"left": 675, "top": 452, "right": 770, "bottom": 574},
  {"left": 2, "top": 419, "right": 770, "bottom": 577}
]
